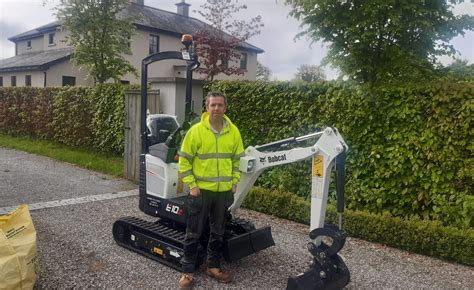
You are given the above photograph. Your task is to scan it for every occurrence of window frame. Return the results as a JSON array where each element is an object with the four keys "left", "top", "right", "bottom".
[
  {"left": 27, "top": 40, "right": 32, "bottom": 49},
  {"left": 25, "top": 75, "right": 32, "bottom": 87},
  {"left": 62, "top": 76, "right": 76, "bottom": 87},
  {"left": 148, "top": 34, "right": 160, "bottom": 55},
  {"left": 11, "top": 76, "right": 17, "bottom": 87},
  {"left": 48, "top": 33, "right": 55, "bottom": 46},
  {"left": 240, "top": 52, "right": 248, "bottom": 70},
  {"left": 221, "top": 58, "right": 229, "bottom": 69}
]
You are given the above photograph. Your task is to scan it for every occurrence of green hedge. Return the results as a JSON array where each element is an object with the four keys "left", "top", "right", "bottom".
[
  {"left": 243, "top": 187, "right": 474, "bottom": 266},
  {"left": 1, "top": 81, "right": 472, "bottom": 228},
  {"left": 0, "top": 87, "right": 59, "bottom": 139},
  {"left": 91, "top": 84, "right": 127, "bottom": 154},
  {"left": 52, "top": 87, "right": 94, "bottom": 148},
  {"left": 208, "top": 80, "right": 473, "bottom": 228},
  {"left": 0, "top": 84, "right": 130, "bottom": 155}
]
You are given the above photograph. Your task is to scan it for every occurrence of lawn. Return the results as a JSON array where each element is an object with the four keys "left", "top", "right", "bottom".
[{"left": 0, "top": 133, "right": 124, "bottom": 177}]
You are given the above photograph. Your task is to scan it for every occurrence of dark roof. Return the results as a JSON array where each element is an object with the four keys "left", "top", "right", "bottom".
[
  {"left": 8, "top": 21, "right": 60, "bottom": 42},
  {"left": 0, "top": 47, "right": 73, "bottom": 72},
  {"left": 8, "top": 3, "right": 263, "bottom": 53},
  {"left": 125, "top": 4, "right": 263, "bottom": 53}
]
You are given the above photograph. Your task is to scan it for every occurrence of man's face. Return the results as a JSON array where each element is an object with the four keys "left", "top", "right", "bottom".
[{"left": 207, "top": 96, "right": 226, "bottom": 121}]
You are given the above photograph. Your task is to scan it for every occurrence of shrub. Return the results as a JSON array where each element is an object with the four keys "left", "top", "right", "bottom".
[
  {"left": 52, "top": 87, "right": 94, "bottom": 148},
  {"left": 0, "top": 87, "right": 58, "bottom": 138},
  {"left": 0, "top": 84, "right": 133, "bottom": 155},
  {"left": 208, "top": 80, "right": 473, "bottom": 228},
  {"left": 90, "top": 84, "right": 127, "bottom": 154},
  {"left": 243, "top": 186, "right": 474, "bottom": 266}
]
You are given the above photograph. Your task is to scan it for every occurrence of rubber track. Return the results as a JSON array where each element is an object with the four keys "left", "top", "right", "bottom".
[{"left": 113, "top": 216, "right": 187, "bottom": 271}]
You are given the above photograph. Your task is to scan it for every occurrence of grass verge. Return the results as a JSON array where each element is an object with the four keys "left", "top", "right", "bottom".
[{"left": 0, "top": 133, "right": 123, "bottom": 177}]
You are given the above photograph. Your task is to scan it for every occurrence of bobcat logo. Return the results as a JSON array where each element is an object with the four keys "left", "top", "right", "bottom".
[{"left": 268, "top": 154, "right": 287, "bottom": 163}]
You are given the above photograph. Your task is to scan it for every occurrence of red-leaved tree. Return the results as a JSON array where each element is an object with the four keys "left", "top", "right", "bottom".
[{"left": 194, "top": 0, "right": 263, "bottom": 81}]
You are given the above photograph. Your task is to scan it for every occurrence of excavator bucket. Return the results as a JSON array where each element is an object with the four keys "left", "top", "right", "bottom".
[
  {"left": 286, "top": 226, "right": 350, "bottom": 290},
  {"left": 224, "top": 226, "right": 275, "bottom": 262},
  {"left": 286, "top": 254, "right": 350, "bottom": 290}
]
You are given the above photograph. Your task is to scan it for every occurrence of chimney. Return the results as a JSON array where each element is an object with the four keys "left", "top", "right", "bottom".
[
  {"left": 176, "top": 0, "right": 191, "bottom": 17},
  {"left": 130, "top": 0, "right": 144, "bottom": 5}
]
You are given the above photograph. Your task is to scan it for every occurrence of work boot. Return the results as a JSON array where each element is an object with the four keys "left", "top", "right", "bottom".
[
  {"left": 178, "top": 273, "right": 194, "bottom": 289},
  {"left": 206, "top": 268, "right": 232, "bottom": 283}
]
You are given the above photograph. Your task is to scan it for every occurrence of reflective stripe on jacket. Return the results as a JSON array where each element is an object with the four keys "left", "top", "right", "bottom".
[{"left": 178, "top": 112, "right": 244, "bottom": 192}]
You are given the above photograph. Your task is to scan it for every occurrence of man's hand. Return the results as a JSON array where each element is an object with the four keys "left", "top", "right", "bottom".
[
  {"left": 232, "top": 184, "right": 237, "bottom": 193},
  {"left": 190, "top": 187, "right": 201, "bottom": 197}
]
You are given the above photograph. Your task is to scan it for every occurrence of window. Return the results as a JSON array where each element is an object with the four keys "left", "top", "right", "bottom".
[
  {"left": 62, "top": 76, "right": 76, "bottom": 86},
  {"left": 240, "top": 53, "right": 248, "bottom": 70},
  {"left": 0, "top": 77, "right": 3, "bottom": 87},
  {"left": 27, "top": 40, "right": 32, "bottom": 49},
  {"left": 48, "top": 33, "right": 55, "bottom": 45},
  {"left": 220, "top": 58, "right": 229, "bottom": 69},
  {"left": 149, "top": 35, "right": 159, "bottom": 54},
  {"left": 11, "top": 76, "right": 16, "bottom": 87},
  {"left": 25, "top": 75, "right": 32, "bottom": 87}
]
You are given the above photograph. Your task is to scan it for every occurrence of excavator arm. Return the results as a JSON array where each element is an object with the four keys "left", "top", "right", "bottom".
[
  {"left": 233, "top": 127, "right": 347, "bottom": 230},
  {"left": 232, "top": 127, "right": 350, "bottom": 289}
]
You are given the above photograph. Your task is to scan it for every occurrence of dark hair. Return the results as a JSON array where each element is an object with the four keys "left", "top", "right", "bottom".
[{"left": 205, "top": 91, "right": 227, "bottom": 107}]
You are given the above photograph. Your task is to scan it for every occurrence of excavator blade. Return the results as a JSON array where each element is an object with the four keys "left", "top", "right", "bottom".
[{"left": 223, "top": 226, "right": 275, "bottom": 262}]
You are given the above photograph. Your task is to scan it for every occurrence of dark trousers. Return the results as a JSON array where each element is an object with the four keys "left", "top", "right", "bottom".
[{"left": 181, "top": 189, "right": 233, "bottom": 273}]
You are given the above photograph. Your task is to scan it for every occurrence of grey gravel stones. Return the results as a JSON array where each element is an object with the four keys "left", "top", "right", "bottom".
[{"left": 1, "top": 148, "right": 472, "bottom": 289}]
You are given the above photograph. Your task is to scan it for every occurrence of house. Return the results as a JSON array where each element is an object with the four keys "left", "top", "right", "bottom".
[
  {"left": 0, "top": 0, "right": 264, "bottom": 122},
  {"left": 0, "top": 0, "right": 264, "bottom": 88}
]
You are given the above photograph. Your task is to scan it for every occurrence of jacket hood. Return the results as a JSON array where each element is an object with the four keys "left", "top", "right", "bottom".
[{"left": 200, "top": 112, "right": 234, "bottom": 131}]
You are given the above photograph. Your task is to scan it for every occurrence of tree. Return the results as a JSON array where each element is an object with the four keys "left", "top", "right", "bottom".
[
  {"left": 439, "top": 59, "right": 474, "bottom": 80},
  {"left": 194, "top": 0, "right": 263, "bottom": 81},
  {"left": 56, "top": 0, "right": 137, "bottom": 84},
  {"left": 285, "top": 0, "right": 474, "bottom": 85},
  {"left": 256, "top": 61, "right": 271, "bottom": 80},
  {"left": 293, "top": 64, "right": 326, "bottom": 82}
]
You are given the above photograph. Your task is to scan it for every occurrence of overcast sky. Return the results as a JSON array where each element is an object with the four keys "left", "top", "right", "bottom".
[{"left": 1, "top": 0, "right": 473, "bottom": 80}]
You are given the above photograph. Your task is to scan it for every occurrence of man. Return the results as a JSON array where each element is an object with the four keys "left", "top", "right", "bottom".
[{"left": 178, "top": 91, "right": 244, "bottom": 288}]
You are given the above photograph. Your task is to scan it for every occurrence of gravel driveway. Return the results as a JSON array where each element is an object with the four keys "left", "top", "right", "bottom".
[{"left": 1, "top": 147, "right": 473, "bottom": 289}]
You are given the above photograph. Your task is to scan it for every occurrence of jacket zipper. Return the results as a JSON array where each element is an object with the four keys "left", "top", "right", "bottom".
[{"left": 215, "top": 132, "right": 220, "bottom": 192}]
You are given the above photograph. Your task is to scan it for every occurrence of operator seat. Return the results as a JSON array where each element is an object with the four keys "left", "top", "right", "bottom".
[{"left": 147, "top": 115, "right": 179, "bottom": 162}]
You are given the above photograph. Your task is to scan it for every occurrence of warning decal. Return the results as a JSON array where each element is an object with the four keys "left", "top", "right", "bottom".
[
  {"left": 312, "top": 155, "right": 324, "bottom": 177},
  {"left": 153, "top": 247, "right": 163, "bottom": 256}
]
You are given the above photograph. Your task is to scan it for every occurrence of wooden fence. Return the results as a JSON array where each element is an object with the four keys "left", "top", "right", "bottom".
[{"left": 124, "top": 90, "right": 160, "bottom": 181}]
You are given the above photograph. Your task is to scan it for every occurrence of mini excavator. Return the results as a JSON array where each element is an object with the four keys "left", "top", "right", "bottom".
[{"left": 113, "top": 35, "right": 350, "bottom": 289}]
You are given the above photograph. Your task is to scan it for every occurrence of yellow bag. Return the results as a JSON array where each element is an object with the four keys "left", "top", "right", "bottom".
[{"left": 0, "top": 205, "right": 37, "bottom": 290}]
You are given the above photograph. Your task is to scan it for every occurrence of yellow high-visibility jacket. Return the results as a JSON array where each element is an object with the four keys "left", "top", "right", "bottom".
[{"left": 178, "top": 112, "right": 244, "bottom": 192}]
